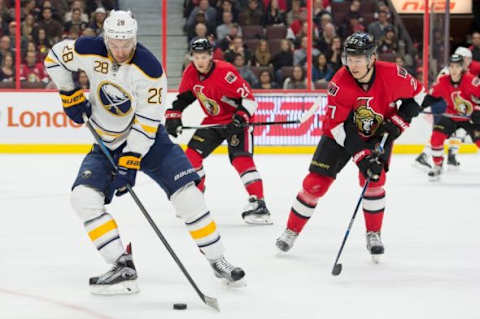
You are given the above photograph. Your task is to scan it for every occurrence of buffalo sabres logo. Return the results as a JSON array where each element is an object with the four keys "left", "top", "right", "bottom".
[
  {"left": 193, "top": 85, "right": 220, "bottom": 116},
  {"left": 451, "top": 91, "right": 473, "bottom": 116},
  {"left": 97, "top": 81, "right": 133, "bottom": 117},
  {"left": 354, "top": 97, "right": 383, "bottom": 137}
]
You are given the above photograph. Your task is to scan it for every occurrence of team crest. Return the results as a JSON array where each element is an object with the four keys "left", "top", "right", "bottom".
[
  {"left": 452, "top": 91, "right": 473, "bottom": 116},
  {"left": 225, "top": 71, "right": 237, "bottom": 84},
  {"left": 97, "top": 81, "right": 133, "bottom": 117},
  {"left": 353, "top": 97, "right": 383, "bottom": 137},
  {"left": 230, "top": 134, "right": 240, "bottom": 147},
  {"left": 328, "top": 81, "right": 339, "bottom": 96},
  {"left": 193, "top": 85, "right": 220, "bottom": 115}
]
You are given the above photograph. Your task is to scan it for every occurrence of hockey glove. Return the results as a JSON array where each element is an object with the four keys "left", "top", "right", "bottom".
[
  {"left": 431, "top": 99, "right": 447, "bottom": 115},
  {"left": 59, "top": 88, "right": 92, "bottom": 124},
  {"left": 398, "top": 98, "right": 421, "bottom": 121},
  {"left": 165, "top": 109, "right": 183, "bottom": 137},
  {"left": 353, "top": 149, "right": 383, "bottom": 182},
  {"left": 112, "top": 152, "right": 141, "bottom": 197},
  {"left": 226, "top": 111, "right": 249, "bottom": 135}
]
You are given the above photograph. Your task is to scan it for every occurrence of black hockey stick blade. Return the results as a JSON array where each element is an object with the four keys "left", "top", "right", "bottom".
[
  {"left": 331, "top": 263, "right": 342, "bottom": 276},
  {"left": 203, "top": 295, "right": 220, "bottom": 312}
]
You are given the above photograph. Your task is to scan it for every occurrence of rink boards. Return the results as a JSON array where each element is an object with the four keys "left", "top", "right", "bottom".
[{"left": 0, "top": 91, "right": 477, "bottom": 154}]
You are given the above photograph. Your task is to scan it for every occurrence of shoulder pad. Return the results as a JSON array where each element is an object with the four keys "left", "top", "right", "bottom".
[
  {"left": 130, "top": 43, "right": 164, "bottom": 79},
  {"left": 74, "top": 36, "right": 108, "bottom": 57}
]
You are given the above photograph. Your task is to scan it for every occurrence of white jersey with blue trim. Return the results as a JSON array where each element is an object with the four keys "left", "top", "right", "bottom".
[{"left": 45, "top": 36, "right": 166, "bottom": 157}]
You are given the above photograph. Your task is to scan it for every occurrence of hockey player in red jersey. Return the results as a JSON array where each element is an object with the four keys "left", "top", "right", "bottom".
[
  {"left": 276, "top": 32, "right": 426, "bottom": 259},
  {"left": 427, "top": 54, "right": 480, "bottom": 180},
  {"left": 165, "top": 38, "right": 272, "bottom": 225}
]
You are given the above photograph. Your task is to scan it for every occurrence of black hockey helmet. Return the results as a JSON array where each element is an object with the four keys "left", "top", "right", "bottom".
[
  {"left": 190, "top": 38, "right": 213, "bottom": 54},
  {"left": 449, "top": 53, "right": 464, "bottom": 65},
  {"left": 343, "top": 32, "right": 376, "bottom": 57}
]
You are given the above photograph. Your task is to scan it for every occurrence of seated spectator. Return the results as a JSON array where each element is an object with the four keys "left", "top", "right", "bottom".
[
  {"left": 217, "top": 23, "right": 242, "bottom": 50},
  {"left": 233, "top": 53, "right": 258, "bottom": 87},
  {"left": 317, "top": 12, "right": 332, "bottom": 31},
  {"left": 215, "top": 0, "right": 238, "bottom": 25},
  {"left": 293, "top": 21, "right": 319, "bottom": 48},
  {"left": 316, "top": 22, "right": 336, "bottom": 54},
  {"left": 286, "top": 7, "right": 306, "bottom": 41},
  {"left": 20, "top": 51, "right": 48, "bottom": 85},
  {"left": 22, "top": 14, "right": 36, "bottom": 41},
  {"left": 191, "top": 22, "right": 208, "bottom": 43},
  {"left": 216, "top": 11, "right": 242, "bottom": 41},
  {"left": 327, "top": 35, "right": 342, "bottom": 72},
  {"left": 378, "top": 26, "right": 398, "bottom": 54},
  {"left": 257, "top": 69, "right": 279, "bottom": 89},
  {"left": 395, "top": 55, "right": 415, "bottom": 75},
  {"left": 65, "top": 0, "right": 89, "bottom": 24},
  {"left": 65, "top": 8, "right": 88, "bottom": 35},
  {"left": 82, "top": 27, "right": 97, "bottom": 37},
  {"left": 252, "top": 39, "right": 272, "bottom": 67},
  {"left": 67, "top": 25, "right": 82, "bottom": 40},
  {"left": 187, "top": 0, "right": 217, "bottom": 34},
  {"left": 272, "top": 38, "right": 293, "bottom": 80},
  {"left": 471, "top": 31, "right": 480, "bottom": 61},
  {"left": 367, "top": 9, "right": 396, "bottom": 42},
  {"left": 238, "top": 0, "right": 264, "bottom": 26},
  {"left": 348, "top": 0, "right": 361, "bottom": 17},
  {"left": 313, "top": 0, "right": 330, "bottom": 25},
  {"left": 224, "top": 36, "right": 252, "bottom": 64},
  {"left": 75, "top": 70, "right": 90, "bottom": 90},
  {"left": 0, "top": 35, "right": 12, "bottom": 62},
  {"left": 339, "top": 13, "right": 364, "bottom": 39},
  {"left": 283, "top": 65, "right": 307, "bottom": 89},
  {"left": 38, "top": 7, "right": 63, "bottom": 44},
  {"left": 89, "top": 7, "right": 107, "bottom": 36},
  {"left": 286, "top": 0, "right": 303, "bottom": 26},
  {"left": 25, "top": 40, "right": 42, "bottom": 62},
  {"left": 263, "top": 0, "right": 288, "bottom": 12},
  {"left": 312, "top": 53, "right": 333, "bottom": 83},
  {"left": 33, "top": 28, "right": 53, "bottom": 58},
  {"left": 264, "top": 0, "right": 286, "bottom": 26},
  {"left": 0, "top": 51, "right": 14, "bottom": 82},
  {"left": 294, "top": 36, "right": 319, "bottom": 66}
]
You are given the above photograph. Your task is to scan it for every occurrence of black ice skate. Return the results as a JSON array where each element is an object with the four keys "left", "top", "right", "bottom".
[
  {"left": 447, "top": 148, "right": 461, "bottom": 168},
  {"left": 414, "top": 152, "right": 432, "bottom": 170},
  {"left": 210, "top": 256, "right": 246, "bottom": 286},
  {"left": 366, "top": 231, "right": 384, "bottom": 263},
  {"left": 241, "top": 196, "right": 273, "bottom": 225},
  {"left": 275, "top": 228, "right": 299, "bottom": 252},
  {"left": 428, "top": 165, "right": 442, "bottom": 181},
  {"left": 89, "top": 243, "right": 139, "bottom": 295}
]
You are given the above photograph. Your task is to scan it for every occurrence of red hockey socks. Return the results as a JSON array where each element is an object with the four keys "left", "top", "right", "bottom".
[
  {"left": 232, "top": 156, "right": 264, "bottom": 199},
  {"left": 185, "top": 148, "right": 206, "bottom": 192},
  {"left": 430, "top": 131, "right": 448, "bottom": 166},
  {"left": 362, "top": 186, "right": 385, "bottom": 232},
  {"left": 287, "top": 173, "right": 334, "bottom": 233}
]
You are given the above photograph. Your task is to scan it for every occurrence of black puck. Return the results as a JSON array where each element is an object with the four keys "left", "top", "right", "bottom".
[{"left": 173, "top": 303, "right": 187, "bottom": 310}]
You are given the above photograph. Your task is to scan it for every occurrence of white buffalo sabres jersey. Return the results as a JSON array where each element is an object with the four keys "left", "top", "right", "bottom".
[{"left": 45, "top": 37, "right": 166, "bottom": 157}]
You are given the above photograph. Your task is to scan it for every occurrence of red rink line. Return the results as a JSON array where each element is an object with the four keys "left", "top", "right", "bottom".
[{"left": 0, "top": 288, "right": 116, "bottom": 319}]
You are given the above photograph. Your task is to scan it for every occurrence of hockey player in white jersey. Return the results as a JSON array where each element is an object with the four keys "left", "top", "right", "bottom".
[{"left": 45, "top": 10, "right": 245, "bottom": 295}]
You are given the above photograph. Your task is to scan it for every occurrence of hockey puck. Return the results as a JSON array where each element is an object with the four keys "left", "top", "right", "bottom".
[{"left": 173, "top": 303, "right": 187, "bottom": 310}]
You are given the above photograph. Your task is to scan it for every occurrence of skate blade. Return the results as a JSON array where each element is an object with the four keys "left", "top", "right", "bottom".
[
  {"left": 371, "top": 255, "right": 381, "bottom": 264},
  {"left": 243, "top": 215, "right": 273, "bottom": 225},
  {"left": 90, "top": 280, "right": 140, "bottom": 295},
  {"left": 428, "top": 175, "right": 441, "bottom": 182},
  {"left": 224, "top": 278, "right": 247, "bottom": 288},
  {"left": 412, "top": 161, "right": 431, "bottom": 171},
  {"left": 447, "top": 164, "right": 460, "bottom": 171}
]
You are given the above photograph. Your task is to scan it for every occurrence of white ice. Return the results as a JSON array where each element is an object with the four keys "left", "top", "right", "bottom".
[{"left": 1, "top": 153, "right": 479, "bottom": 319}]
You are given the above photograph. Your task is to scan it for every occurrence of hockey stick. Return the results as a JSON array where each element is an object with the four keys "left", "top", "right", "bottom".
[
  {"left": 82, "top": 115, "right": 220, "bottom": 312},
  {"left": 331, "top": 133, "right": 389, "bottom": 276},
  {"left": 421, "top": 111, "right": 470, "bottom": 120},
  {"left": 181, "top": 98, "right": 322, "bottom": 130}
]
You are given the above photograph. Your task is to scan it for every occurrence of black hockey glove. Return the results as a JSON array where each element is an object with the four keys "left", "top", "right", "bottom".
[
  {"left": 226, "top": 111, "right": 249, "bottom": 135},
  {"left": 59, "top": 87, "right": 92, "bottom": 124},
  {"left": 353, "top": 149, "right": 383, "bottom": 182},
  {"left": 398, "top": 98, "right": 421, "bottom": 122},
  {"left": 165, "top": 109, "right": 183, "bottom": 137},
  {"left": 112, "top": 152, "right": 140, "bottom": 197}
]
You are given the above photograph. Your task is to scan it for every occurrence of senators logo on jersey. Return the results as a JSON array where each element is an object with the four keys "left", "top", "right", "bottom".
[
  {"left": 193, "top": 85, "right": 220, "bottom": 116},
  {"left": 451, "top": 91, "right": 473, "bottom": 116},
  {"left": 353, "top": 97, "right": 383, "bottom": 137}
]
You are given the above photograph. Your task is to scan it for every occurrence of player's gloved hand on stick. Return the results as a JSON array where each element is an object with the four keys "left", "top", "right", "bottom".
[
  {"left": 112, "top": 152, "right": 141, "bottom": 196},
  {"left": 226, "top": 111, "right": 249, "bottom": 135},
  {"left": 430, "top": 99, "right": 447, "bottom": 114},
  {"left": 165, "top": 109, "right": 183, "bottom": 137},
  {"left": 60, "top": 87, "right": 92, "bottom": 124},
  {"left": 353, "top": 149, "right": 383, "bottom": 182}
]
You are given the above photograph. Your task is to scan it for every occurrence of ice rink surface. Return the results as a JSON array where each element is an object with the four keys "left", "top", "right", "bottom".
[{"left": 1, "top": 152, "right": 479, "bottom": 319}]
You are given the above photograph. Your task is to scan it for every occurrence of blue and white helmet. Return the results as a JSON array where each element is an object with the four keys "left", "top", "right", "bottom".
[{"left": 103, "top": 10, "right": 137, "bottom": 42}]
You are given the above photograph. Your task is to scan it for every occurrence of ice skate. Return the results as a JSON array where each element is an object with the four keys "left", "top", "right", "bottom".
[
  {"left": 428, "top": 165, "right": 443, "bottom": 181},
  {"left": 366, "top": 231, "right": 384, "bottom": 263},
  {"left": 447, "top": 148, "right": 460, "bottom": 169},
  {"left": 89, "top": 243, "right": 139, "bottom": 295},
  {"left": 210, "top": 256, "right": 246, "bottom": 287},
  {"left": 241, "top": 196, "right": 273, "bottom": 225},
  {"left": 413, "top": 152, "right": 432, "bottom": 170},
  {"left": 275, "top": 228, "right": 299, "bottom": 252}
]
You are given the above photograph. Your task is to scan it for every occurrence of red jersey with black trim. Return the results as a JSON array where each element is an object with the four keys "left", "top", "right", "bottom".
[
  {"left": 430, "top": 72, "right": 480, "bottom": 122},
  {"left": 178, "top": 60, "right": 257, "bottom": 124},
  {"left": 323, "top": 61, "right": 425, "bottom": 141},
  {"left": 469, "top": 60, "right": 480, "bottom": 76}
]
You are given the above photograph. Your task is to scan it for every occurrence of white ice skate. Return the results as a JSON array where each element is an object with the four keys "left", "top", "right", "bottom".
[
  {"left": 89, "top": 243, "right": 139, "bottom": 295},
  {"left": 241, "top": 196, "right": 273, "bottom": 225},
  {"left": 275, "top": 228, "right": 299, "bottom": 252},
  {"left": 428, "top": 165, "right": 443, "bottom": 181},
  {"left": 366, "top": 231, "right": 384, "bottom": 264},
  {"left": 413, "top": 152, "right": 432, "bottom": 171},
  {"left": 447, "top": 148, "right": 461, "bottom": 170},
  {"left": 210, "top": 256, "right": 246, "bottom": 287}
]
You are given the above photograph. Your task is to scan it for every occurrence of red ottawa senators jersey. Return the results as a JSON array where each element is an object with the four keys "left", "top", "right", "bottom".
[
  {"left": 323, "top": 61, "right": 425, "bottom": 142},
  {"left": 178, "top": 60, "right": 257, "bottom": 124},
  {"left": 430, "top": 72, "right": 480, "bottom": 122}
]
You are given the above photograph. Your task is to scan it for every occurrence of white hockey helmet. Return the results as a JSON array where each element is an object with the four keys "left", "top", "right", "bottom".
[
  {"left": 103, "top": 10, "right": 137, "bottom": 42},
  {"left": 454, "top": 46, "right": 472, "bottom": 59}
]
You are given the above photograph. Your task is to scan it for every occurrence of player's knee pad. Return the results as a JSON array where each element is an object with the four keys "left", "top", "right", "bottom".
[
  {"left": 185, "top": 147, "right": 203, "bottom": 169},
  {"left": 302, "top": 172, "right": 334, "bottom": 199},
  {"left": 70, "top": 185, "right": 105, "bottom": 222},
  {"left": 171, "top": 182, "right": 208, "bottom": 221}
]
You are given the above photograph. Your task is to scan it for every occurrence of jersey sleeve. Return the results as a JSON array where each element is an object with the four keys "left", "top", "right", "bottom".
[
  {"left": 171, "top": 65, "right": 196, "bottom": 111},
  {"left": 469, "top": 75, "right": 480, "bottom": 105},
  {"left": 392, "top": 64, "right": 426, "bottom": 106},
  {"left": 123, "top": 66, "right": 167, "bottom": 157},
  {"left": 219, "top": 66, "right": 258, "bottom": 116},
  {"left": 44, "top": 39, "right": 82, "bottom": 91}
]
